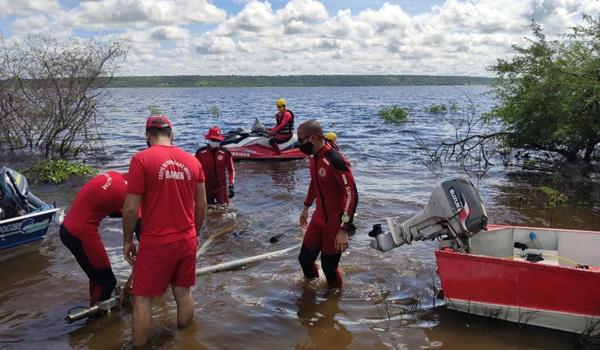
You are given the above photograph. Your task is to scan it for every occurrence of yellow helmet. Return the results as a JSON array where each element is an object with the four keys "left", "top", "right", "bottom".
[
  {"left": 276, "top": 98, "right": 286, "bottom": 107},
  {"left": 324, "top": 132, "right": 337, "bottom": 142}
]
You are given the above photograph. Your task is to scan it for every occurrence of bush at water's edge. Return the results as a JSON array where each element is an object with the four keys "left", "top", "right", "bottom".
[{"left": 22, "top": 160, "right": 97, "bottom": 184}]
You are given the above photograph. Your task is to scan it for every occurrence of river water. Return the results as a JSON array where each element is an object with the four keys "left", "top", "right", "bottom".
[{"left": 1, "top": 86, "right": 599, "bottom": 349}]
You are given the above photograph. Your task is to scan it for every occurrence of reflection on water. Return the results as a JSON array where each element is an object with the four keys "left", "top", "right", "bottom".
[
  {"left": 1, "top": 86, "right": 596, "bottom": 349},
  {"left": 424, "top": 308, "right": 578, "bottom": 350},
  {"left": 295, "top": 286, "right": 352, "bottom": 350}
]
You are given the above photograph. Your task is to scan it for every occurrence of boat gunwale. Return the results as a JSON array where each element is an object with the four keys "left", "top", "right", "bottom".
[
  {"left": 0, "top": 208, "right": 60, "bottom": 225},
  {"left": 486, "top": 223, "right": 600, "bottom": 236}
]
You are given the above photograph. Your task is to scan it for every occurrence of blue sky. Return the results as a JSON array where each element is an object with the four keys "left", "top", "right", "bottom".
[
  {"left": 214, "top": 0, "right": 443, "bottom": 16},
  {"left": 1, "top": 0, "right": 598, "bottom": 76}
]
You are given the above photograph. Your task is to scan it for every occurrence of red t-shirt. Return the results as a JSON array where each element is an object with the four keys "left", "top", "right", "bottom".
[
  {"left": 63, "top": 171, "right": 127, "bottom": 237},
  {"left": 127, "top": 145, "right": 205, "bottom": 247}
]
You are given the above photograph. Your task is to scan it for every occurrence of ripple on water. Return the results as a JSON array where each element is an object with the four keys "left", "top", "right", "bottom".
[{"left": 0, "top": 86, "right": 585, "bottom": 349}]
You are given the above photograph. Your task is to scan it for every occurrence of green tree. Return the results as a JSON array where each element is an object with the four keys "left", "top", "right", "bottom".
[{"left": 490, "top": 15, "right": 600, "bottom": 162}]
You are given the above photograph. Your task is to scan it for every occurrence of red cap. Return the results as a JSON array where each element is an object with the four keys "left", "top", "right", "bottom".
[
  {"left": 146, "top": 115, "right": 172, "bottom": 129},
  {"left": 204, "top": 126, "right": 225, "bottom": 141}
]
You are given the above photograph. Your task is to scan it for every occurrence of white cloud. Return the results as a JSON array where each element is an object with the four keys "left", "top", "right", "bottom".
[
  {"left": 151, "top": 26, "right": 190, "bottom": 41},
  {"left": 196, "top": 36, "right": 239, "bottom": 54},
  {"left": 279, "top": 0, "right": 328, "bottom": 22},
  {"left": 65, "top": 0, "right": 227, "bottom": 30},
  {"left": 215, "top": 1, "right": 276, "bottom": 36},
  {"left": 10, "top": 14, "right": 73, "bottom": 40},
  {"left": 2, "top": 0, "right": 600, "bottom": 76},
  {"left": 0, "top": 0, "right": 61, "bottom": 18}
]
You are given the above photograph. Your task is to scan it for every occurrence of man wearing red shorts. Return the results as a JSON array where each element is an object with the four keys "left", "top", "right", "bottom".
[
  {"left": 122, "top": 115, "right": 207, "bottom": 347},
  {"left": 60, "top": 171, "right": 134, "bottom": 305},
  {"left": 297, "top": 120, "right": 358, "bottom": 289}
]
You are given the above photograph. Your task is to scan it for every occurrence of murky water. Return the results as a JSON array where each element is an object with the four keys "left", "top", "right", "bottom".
[{"left": 2, "top": 86, "right": 598, "bottom": 349}]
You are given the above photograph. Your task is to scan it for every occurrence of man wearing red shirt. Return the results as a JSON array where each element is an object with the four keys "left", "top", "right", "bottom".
[
  {"left": 297, "top": 120, "right": 358, "bottom": 289},
  {"left": 122, "top": 115, "right": 207, "bottom": 347},
  {"left": 195, "top": 126, "right": 235, "bottom": 205},
  {"left": 267, "top": 98, "right": 295, "bottom": 154},
  {"left": 60, "top": 171, "right": 134, "bottom": 306}
]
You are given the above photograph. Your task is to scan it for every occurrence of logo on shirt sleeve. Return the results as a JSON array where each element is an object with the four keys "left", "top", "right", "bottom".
[{"left": 101, "top": 173, "right": 113, "bottom": 190}]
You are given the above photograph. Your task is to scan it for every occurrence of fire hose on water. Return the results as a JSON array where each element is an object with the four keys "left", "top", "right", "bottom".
[{"left": 66, "top": 204, "right": 301, "bottom": 323}]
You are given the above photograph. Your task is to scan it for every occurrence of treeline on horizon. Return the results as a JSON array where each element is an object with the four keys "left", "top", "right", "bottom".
[{"left": 106, "top": 75, "right": 494, "bottom": 88}]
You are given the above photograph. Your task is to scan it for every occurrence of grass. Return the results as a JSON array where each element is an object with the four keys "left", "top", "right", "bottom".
[
  {"left": 425, "top": 102, "right": 458, "bottom": 114},
  {"left": 378, "top": 106, "right": 408, "bottom": 123},
  {"left": 23, "top": 160, "right": 97, "bottom": 184},
  {"left": 538, "top": 185, "right": 569, "bottom": 208},
  {"left": 209, "top": 106, "right": 222, "bottom": 118}
]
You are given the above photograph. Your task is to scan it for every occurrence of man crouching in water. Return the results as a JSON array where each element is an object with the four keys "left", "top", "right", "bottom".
[
  {"left": 122, "top": 115, "right": 207, "bottom": 347},
  {"left": 297, "top": 120, "right": 358, "bottom": 289}
]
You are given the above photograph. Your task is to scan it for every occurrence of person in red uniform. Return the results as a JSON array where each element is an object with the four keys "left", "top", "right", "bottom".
[
  {"left": 297, "top": 120, "right": 358, "bottom": 289},
  {"left": 195, "top": 126, "right": 235, "bottom": 205},
  {"left": 267, "top": 98, "right": 295, "bottom": 154},
  {"left": 60, "top": 171, "right": 138, "bottom": 306},
  {"left": 122, "top": 115, "right": 207, "bottom": 347}
]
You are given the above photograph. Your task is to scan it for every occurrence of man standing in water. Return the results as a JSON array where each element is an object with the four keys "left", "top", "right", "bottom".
[
  {"left": 122, "top": 115, "right": 207, "bottom": 347},
  {"left": 297, "top": 120, "right": 358, "bottom": 289},
  {"left": 195, "top": 126, "right": 235, "bottom": 205}
]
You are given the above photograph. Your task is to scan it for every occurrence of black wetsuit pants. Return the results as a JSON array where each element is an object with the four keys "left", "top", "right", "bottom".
[{"left": 59, "top": 225, "right": 116, "bottom": 305}]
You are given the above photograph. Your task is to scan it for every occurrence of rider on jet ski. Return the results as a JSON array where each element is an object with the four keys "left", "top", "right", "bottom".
[{"left": 267, "top": 98, "right": 295, "bottom": 154}]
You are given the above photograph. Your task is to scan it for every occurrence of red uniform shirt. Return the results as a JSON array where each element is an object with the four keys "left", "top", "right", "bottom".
[
  {"left": 194, "top": 146, "right": 235, "bottom": 190},
  {"left": 303, "top": 143, "right": 358, "bottom": 230},
  {"left": 63, "top": 171, "right": 127, "bottom": 237},
  {"left": 127, "top": 145, "right": 205, "bottom": 247}
]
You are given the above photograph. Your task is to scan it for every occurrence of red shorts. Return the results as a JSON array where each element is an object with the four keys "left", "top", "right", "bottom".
[{"left": 132, "top": 237, "right": 197, "bottom": 297}]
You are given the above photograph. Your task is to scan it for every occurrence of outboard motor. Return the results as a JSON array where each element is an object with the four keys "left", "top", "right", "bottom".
[
  {"left": 370, "top": 178, "right": 488, "bottom": 252},
  {"left": 0, "top": 166, "right": 44, "bottom": 220}
]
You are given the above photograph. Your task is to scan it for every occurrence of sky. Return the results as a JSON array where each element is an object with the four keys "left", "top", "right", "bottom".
[{"left": 1, "top": 0, "right": 598, "bottom": 76}]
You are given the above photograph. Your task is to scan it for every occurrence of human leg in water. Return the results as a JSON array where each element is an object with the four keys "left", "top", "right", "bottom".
[
  {"left": 321, "top": 253, "right": 343, "bottom": 289},
  {"left": 60, "top": 225, "right": 116, "bottom": 305},
  {"left": 298, "top": 245, "right": 320, "bottom": 280}
]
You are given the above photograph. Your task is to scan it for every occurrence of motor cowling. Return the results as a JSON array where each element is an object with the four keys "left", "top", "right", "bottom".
[
  {"left": 370, "top": 178, "right": 488, "bottom": 252},
  {"left": 0, "top": 166, "right": 32, "bottom": 219}
]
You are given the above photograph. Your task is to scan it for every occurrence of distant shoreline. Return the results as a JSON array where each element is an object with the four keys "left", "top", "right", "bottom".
[{"left": 106, "top": 75, "right": 494, "bottom": 88}]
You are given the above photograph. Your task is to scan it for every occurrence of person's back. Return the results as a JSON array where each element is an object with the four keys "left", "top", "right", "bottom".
[
  {"left": 122, "top": 114, "right": 207, "bottom": 347},
  {"left": 129, "top": 144, "right": 200, "bottom": 246},
  {"left": 63, "top": 171, "right": 126, "bottom": 235}
]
